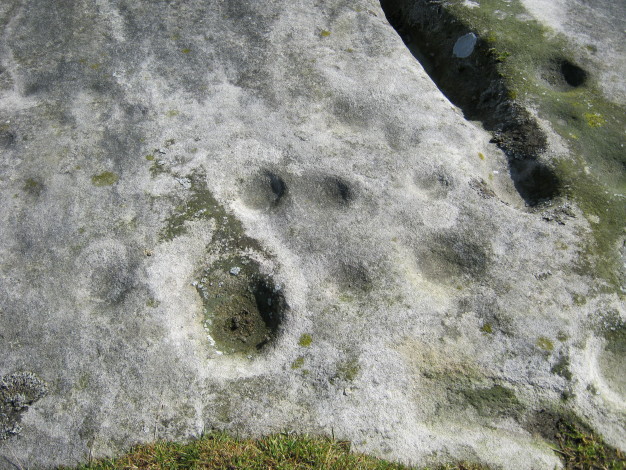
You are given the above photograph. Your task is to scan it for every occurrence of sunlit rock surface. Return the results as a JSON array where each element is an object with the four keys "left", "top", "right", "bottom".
[{"left": 0, "top": 0, "right": 623, "bottom": 468}]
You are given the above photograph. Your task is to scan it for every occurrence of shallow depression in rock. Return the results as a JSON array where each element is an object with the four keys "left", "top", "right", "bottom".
[
  {"left": 241, "top": 170, "right": 289, "bottom": 211},
  {"left": 541, "top": 58, "right": 588, "bottom": 91},
  {"left": 560, "top": 60, "right": 588, "bottom": 88},
  {"left": 195, "top": 259, "right": 286, "bottom": 355}
]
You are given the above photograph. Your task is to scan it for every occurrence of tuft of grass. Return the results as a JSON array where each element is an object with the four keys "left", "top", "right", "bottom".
[
  {"left": 554, "top": 422, "right": 625, "bottom": 469},
  {"left": 59, "top": 427, "right": 625, "bottom": 469},
  {"left": 65, "top": 432, "right": 413, "bottom": 470}
]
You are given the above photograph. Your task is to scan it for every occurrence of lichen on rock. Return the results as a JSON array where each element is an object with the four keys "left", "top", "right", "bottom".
[{"left": 0, "top": 372, "right": 47, "bottom": 440}]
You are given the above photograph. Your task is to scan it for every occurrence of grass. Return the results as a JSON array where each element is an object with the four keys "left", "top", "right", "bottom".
[
  {"left": 554, "top": 422, "right": 626, "bottom": 470},
  {"left": 60, "top": 426, "right": 625, "bottom": 470},
  {"left": 66, "top": 433, "right": 414, "bottom": 470}
]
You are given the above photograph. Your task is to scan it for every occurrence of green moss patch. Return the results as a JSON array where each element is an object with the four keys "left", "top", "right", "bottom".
[
  {"left": 335, "top": 357, "right": 361, "bottom": 382},
  {"left": 524, "top": 410, "right": 625, "bottom": 468},
  {"left": 291, "top": 357, "right": 305, "bottom": 369},
  {"left": 298, "top": 333, "right": 313, "bottom": 347},
  {"left": 160, "top": 182, "right": 224, "bottom": 241},
  {"left": 536, "top": 336, "right": 554, "bottom": 352},
  {"left": 461, "top": 384, "right": 521, "bottom": 417},
  {"left": 91, "top": 171, "right": 119, "bottom": 186},
  {"left": 159, "top": 173, "right": 260, "bottom": 252},
  {"left": 445, "top": 0, "right": 626, "bottom": 291},
  {"left": 23, "top": 178, "right": 44, "bottom": 196},
  {"left": 584, "top": 112, "right": 606, "bottom": 128},
  {"left": 551, "top": 356, "right": 573, "bottom": 381}
]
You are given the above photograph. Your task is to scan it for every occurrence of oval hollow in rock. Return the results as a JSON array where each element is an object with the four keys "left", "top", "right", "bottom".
[
  {"left": 195, "top": 258, "right": 286, "bottom": 355},
  {"left": 541, "top": 58, "right": 588, "bottom": 90},
  {"left": 560, "top": 60, "right": 587, "bottom": 88},
  {"left": 0, "top": 130, "right": 15, "bottom": 149},
  {"left": 266, "top": 171, "right": 287, "bottom": 204},
  {"left": 241, "top": 170, "right": 288, "bottom": 210},
  {"left": 324, "top": 176, "right": 354, "bottom": 205},
  {"left": 418, "top": 233, "right": 490, "bottom": 283},
  {"left": 336, "top": 262, "right": 373, "bottom": 293},
  {"left": 509, "top": 159, "right": 561, "bottom": 206}
]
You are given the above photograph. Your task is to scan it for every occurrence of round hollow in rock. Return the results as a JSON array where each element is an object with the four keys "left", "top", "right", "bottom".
[
  {"left": 241, "top": 170, "right": 288, "bottom": 211},
  {"left": 541, "top": 58, "right": 588, "bottom": 90},
  {"left": 324, "top": 176, "right": 355, "bottom": 205},
  {"left": 560, "top": 60, "right": 588, "bottom": 88},
  {"left": 509, "top": 159, "right": 561, "bottom": 206}
]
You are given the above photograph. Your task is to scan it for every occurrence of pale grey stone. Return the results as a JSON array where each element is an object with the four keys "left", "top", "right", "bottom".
[
  {"left": 0, "top": 0, "right": 623, "bottom": 468},
  {"left": 453, "top": 33, "right": 478, "bottom": 58}
]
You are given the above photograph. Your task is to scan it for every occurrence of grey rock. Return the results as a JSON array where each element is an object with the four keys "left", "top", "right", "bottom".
[
  {"left": 0, "top": 372, "right": 47, "bottom": 441},
  {"left": 0, "top": 0, "right": 623, "bottom": 468}
]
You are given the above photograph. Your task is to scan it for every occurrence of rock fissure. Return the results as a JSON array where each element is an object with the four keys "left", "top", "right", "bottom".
[{"left": 379, "top": 0, "right": 560, "bottom": 206}]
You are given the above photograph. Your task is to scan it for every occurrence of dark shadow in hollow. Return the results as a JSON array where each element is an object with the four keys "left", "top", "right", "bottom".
[
  {"left": 195, "top": 261, "right": 288, "bottom": 355},
  {"left": 560, "top": 60, "right": 587, "bottom": 87},
  {"left": 253, "top": 277, "right": 285, "bottom": 332},
  {"left": 379, "top": 0, "right": 561, "bottom": 205},
  {"left": 265, "top": 170, "right": 287, "bottom": 204},
  {"left": 252, "top": 276, "right": 286, "bottom": 350}
]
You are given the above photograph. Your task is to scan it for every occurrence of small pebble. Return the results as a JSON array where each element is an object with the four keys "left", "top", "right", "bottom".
[
  {"left": 453, "top": 32, "right": 477, "bottom": 58},
  {"left": 230, "top": 267, "right": 241, "bottom": 276}
]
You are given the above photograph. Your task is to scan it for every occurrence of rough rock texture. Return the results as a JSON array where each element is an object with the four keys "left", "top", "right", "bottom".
[
  {"left": 0, "top": 0, "right": 623, "bottom": 468},
  {"left": 0, "top": 372, "right": 47, "bottom": 441},
  {"left": 520, "top": 0, "right": 626, "bottom": 105}
]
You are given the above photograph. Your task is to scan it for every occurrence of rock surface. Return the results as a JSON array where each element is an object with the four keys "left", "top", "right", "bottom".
[
  {"left": 520, "top": 0, "right": 626, "bottom": 104},
  {"left": 0, "top": 0, "right": 623, "bottom": 468}
]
